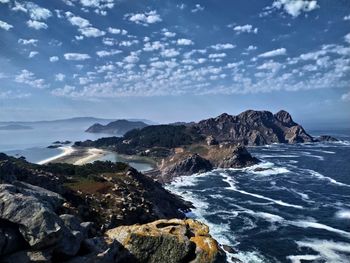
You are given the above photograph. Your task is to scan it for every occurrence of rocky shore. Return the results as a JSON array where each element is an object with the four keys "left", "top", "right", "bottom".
[{"left": 0, "top": 153, "right": 227, "bottom": 262}]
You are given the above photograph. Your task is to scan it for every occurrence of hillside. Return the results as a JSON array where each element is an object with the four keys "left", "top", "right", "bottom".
[{"left": 85, "top": 119, "right": 148, "bottom": 135}]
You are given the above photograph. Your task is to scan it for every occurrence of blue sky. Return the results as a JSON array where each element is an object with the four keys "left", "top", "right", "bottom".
[{"left": 0, "top": 0, "right": 349, "bottom": 126}]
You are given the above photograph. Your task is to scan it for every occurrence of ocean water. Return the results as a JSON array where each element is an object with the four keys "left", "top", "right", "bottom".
[{"left": 166, "top": 131, "right": 350, "bottom": 263}]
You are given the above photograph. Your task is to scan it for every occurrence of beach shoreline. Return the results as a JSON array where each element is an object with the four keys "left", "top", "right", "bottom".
[{"left": 37, "top": 146, "right": 110, "bottom": 165}]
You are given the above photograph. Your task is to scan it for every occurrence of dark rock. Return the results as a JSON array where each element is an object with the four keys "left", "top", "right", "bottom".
[
  {"left": 316, "top": 135, "right": 339, "bottom": 142},
  {"left": 0, "top": 225, "right": 27, "bottom": 256},
  {"left": 195, "top": 110, "right": 313, "bottom": 146},
  {"left": 161, "top": 154, "right": 213, "bottom": 182},
  {"left": 222, "top": 245, "right": 237, "bottom": 254},
  {"left": 216, "top": 146, "right": 260, "bottom": 168}
]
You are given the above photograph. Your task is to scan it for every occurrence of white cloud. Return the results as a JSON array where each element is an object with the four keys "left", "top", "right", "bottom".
[
  {"left": 29, "top": 51, "right": 38, "bottom": 58},
  {"left": 0, "top": 0, "right": 10, "bottom": 3},
  {"left": 341, "top": 91, "right": 350, "bottom": 102},
  {"left": 15, "top": 69, "right": 48, "bottom": 89},
  {"left": 65, "top": 12, "right": 90, "bottom": 28},
  {"left": 211, "top": 43, "right": 236, "bottom": 50},
  {"left": 52, "top": 85, "right": 76, "bottom": 97},
  {"left": 143, "top": 41, "right": 164, "bottom": 51},
  {"left": 163, "top": 30, "right": 176, "bottom": 38},
  {"left": 108, "top": 27, "right": 127, "bottom": 35},
  {"left": 209, "top": 53, "right": 226, "bottom": 59},
  {"left": 79, "top": 0, "right": 114, "bottom": 9},
  {"left": 345, "top": 33, "right": 350, "bottom": 44},
  {"left": 49, "top": 56, "right": 59, "bottom": 62},
  {"left": 79, "top": 27, "right": 105, "bottom": 37},
  {"left": 272, "top": 0, "right": 319, "bottom": 17},
  {"left": 55, "top": 73, "right": 66, "bottom": 81},
  {"left": 161, "top": 48, "right": 180, "bottom": 58},
  {"left": 247, "top": 45, "right": 257, "bottom": 51},
  {"left": 0, "top": 20, "right": 13, "bottom": 30},
  {"left": 18, "top": 38, "right": 38, "bottom": 46},
  {"left": 127, "top": 10, "right": 162, "bottom": 25},
  {"left": 64, "top": 53, "right": 91, "bottom": 61},
  {"left": 123, "top": 53, "right": 139, "bottom": 64},
  {"left": 233, "top": 24, "right": 258, "bottom": 34},
  {"left": 177, "top": 38, "right": 194, "bottom": 46},
  {"left": 344, "top": 15, "right": 350, "bottom": 21},
  {"left": 258, "top": 48, "right": 287, "bottom": 58},
  {"left": 25, "top": 2, "right": 52, "bottom": 20},
  {"left": 96, "top": 49, "right": 122, "bottom": 57},
  {"left": 27, "top": 20, "right": 48, "bottom": 30},
  {"left": 191, "top": 4, "right": 204, "bottom": 13}
]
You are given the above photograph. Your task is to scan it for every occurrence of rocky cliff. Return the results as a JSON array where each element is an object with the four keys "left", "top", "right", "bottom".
[
  {"left": 0, "top": 154, "right": 226, "bottom": 262},
  {"left": 194, "top": 110, "right": 314, "bottom": 145},
  {"left": 86, "top": 119, "right": 148, "bottom": 135}
]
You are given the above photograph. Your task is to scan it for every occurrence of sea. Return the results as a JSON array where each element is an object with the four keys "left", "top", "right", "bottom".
[
  {"left": 166, "top": 130, "right": 350, "bottom": 263},
  {"left": 1, "top": 125, "right": 349, "bottom": 263}
]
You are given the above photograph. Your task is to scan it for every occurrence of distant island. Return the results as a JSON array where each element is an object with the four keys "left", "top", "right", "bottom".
[
  {"left": 0, "top": 124, "right": 32, "bottom": 130},
  {"left": 85, "top": 119, "right": 148, "bottom": 135}
]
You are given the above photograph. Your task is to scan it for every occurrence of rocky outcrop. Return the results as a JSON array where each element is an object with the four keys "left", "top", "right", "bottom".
[
  {"left": 194, "top": 110, "right": 314, "bottom": 146},
  {"left": 160, "top": 154, "right": 213, "bottom": 182},
  {"left": 105, "top": 219, "right": 226, "bottom": 263},
  {"left": 215, "top": 146, "right": 260, "bottom": 169},
  {"left": 315, "top": 135, "right": 339, "bottom": 142},
  {"left": 0, "top": 155, "right": 226, "bottom": 263},
  {"left": 86, "top": 120, "right": 148, "bottom": 135}
]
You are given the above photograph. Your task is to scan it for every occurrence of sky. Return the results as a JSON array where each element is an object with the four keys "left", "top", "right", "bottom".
[{"left": 0, "top": 0, "right": 349, "bottom": 127}]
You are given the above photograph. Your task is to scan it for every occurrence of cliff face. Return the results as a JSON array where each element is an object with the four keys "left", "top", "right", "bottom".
[
  {"left": 85, "top": 120, "right": 148, "bottom": 135},
  {"left": 195, "top": 110, "right": 313, "bottom": 146}
]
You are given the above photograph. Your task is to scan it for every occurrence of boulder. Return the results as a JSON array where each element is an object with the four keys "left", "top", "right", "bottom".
[
  {"left": 316, "top": 135, "right": 339, "bottom": 142},
  {"left": 0, "top": 225, "right": 27, "bottom": 256},
  {"left": 105, "top": 218, "right": 227, "bottom": 263}
]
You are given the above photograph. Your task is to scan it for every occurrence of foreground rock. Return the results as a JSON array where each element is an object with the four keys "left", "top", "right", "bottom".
[{"left": 106, "top": 219, "right": 226, "bottom": 263}]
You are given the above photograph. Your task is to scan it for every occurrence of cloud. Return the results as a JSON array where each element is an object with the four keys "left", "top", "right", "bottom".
[
  {"left": 65, "top": 12, "right": 90, "bottom": 28},
  {"left": 272, "top": 0, "right": 319, "bottom": 17},
  {"left": 177, "top": 38, "right": 194, "bottom": 46},
  {"left": 15, "top": 69, "right": 48, "bottom": 89},
  {"left": 209, "top": 53, "right": 226, "bottom": 59},
  {"left": 341, "top": 91, "right": 350, "bottom": 102},
  {"left": 18, "top": 38, "right": 38, "bottom": 46},
  {"left": 108, "top": 27, "right": 127, "bottom": 35},
  {"left": 344, "top": 15, "right": 350, "bottom": 21},
  {"left": 191, "top": 4, "right": 204, "bottom": 13},
  {"left": 96, "top": 50, "right": 122, "bottom": 57},
  {"left": 25, "top": 2, "right": 52, "bottom": 20},
  {"left": 27, "top": 20, "right": 48, "bottom": 30},
  {"left": 233, "top": 24, "right": 258, "bottom": 34},
  {"left": 0, "top": 20, "right": 13, "bottom": 30},
  {"left": 49, "top": 56, "right": 59, "bottom": 62},
  {"left": 0, "top": 0, "right": 10, "bottom": 3},
  {"left": 161, "top": 48, "right": 180, "bottom": 58},
  {"left": 247, "top": 45, "right": 257, "bottom": 51},
  {"left": 211, "top": 43, "right": 236, "bottom": 50},
  {"left": 79, "top": 0, "right": 114, "bottom": 9},
  {"left": 345, "top": 33, "right": 350, "bottom": 44},
  {"left": 163, "top": 29, "right": 176, "bottom": 38},
  {"left": 123, "top": 53, "right": 139, "bottom": 64},
  {"left": 79, "top": 27, "right": 105, "bottom": 37},
  {"left": 51, "top": 85, "right": 76, "bottom": 97},
  {"left": 64, "top": 53, "right": 91, "bottom": 61},
  {"left": 29, "top": 51, "right": 38, "bottom": 58},
  {"left": 258, "top": 48, "right": 287, "bottom": 58},
  {"left": 55, "top": 73, "right": 65, "bottom": 81},
  {"left": 127, "top": 10, "right": 162, "bottom": 25},
  {"left": 0, "top": 90, "right": 30, "bottom": 99}
]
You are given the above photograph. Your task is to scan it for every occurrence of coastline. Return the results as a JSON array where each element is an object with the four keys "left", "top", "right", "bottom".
[{"left": 37, "top": 146, "right": 110, "bottom": 165}]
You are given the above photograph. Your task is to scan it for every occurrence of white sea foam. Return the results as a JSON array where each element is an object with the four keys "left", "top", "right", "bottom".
[
  {"left": 287, "top": 254, "right": 321, "bottom": 263},
  {"left": 306, "top": 169, "right": 350, "bottom": 187},
  {"left": 244, "top": 161, "right": 291, "bottom": 176},
  {"left": 233, "top": 250, "right": 270, "bottom": 263},
  {"left": 335, "top": 210, "right": 350, "bottom": 220},
  {"left": 295, "top": 239, "right": 350, "bottom": 263}
]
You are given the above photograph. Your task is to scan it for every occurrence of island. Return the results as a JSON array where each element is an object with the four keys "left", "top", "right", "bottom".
[
  {"left": 85, "top": 119, "right": 148, "bottom": 135},
  {"left": 0, "top": 124, "right": 32, "bottom": 130}
]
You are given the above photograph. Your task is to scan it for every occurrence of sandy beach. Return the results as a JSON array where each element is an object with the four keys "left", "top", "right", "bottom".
[{"left": 38, "top": 146, "right": 110, "bottom": 165}]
